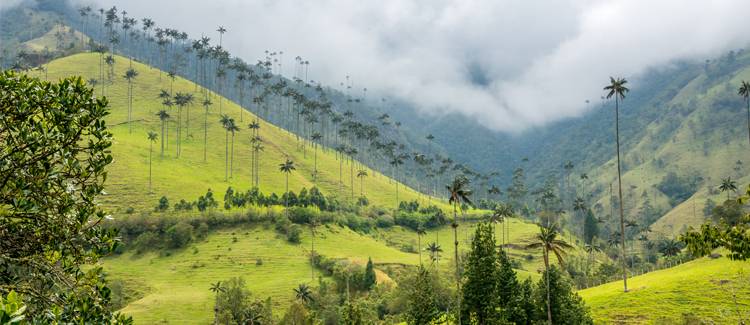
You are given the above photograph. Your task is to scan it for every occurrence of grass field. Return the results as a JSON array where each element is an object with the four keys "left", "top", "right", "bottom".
[
  {"left": 38, "top": 52, "right": 446, "bottom": 215},
  {"left": 579, "top": 256, "right": 750, "bottom": 324},
  {"left": 102, "top": 217, "right": 562, "bottom": 323}
]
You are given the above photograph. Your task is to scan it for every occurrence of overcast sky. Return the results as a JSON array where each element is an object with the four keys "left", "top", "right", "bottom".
[{"left": 64, "top": 0, "right": 750, "bottom": 132}]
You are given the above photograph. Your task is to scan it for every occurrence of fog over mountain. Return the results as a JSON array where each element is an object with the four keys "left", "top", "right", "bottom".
[{"left": 68, "top": 0, "right": 750, "bottom": 132}]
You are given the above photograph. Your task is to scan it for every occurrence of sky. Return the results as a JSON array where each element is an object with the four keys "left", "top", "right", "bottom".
[{"left": 64, "top": 0, "right": 750, "bottom": 132}]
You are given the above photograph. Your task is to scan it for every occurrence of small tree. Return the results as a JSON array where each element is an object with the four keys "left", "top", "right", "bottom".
[
  {"left": 363, "top": 257, "right": 376, "bottom": 290},
  {"left": 404, "top": 267, "right": 442, "bottom": 325}
]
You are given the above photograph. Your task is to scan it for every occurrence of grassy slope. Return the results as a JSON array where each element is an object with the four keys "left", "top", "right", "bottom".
[
  {"left": 579, "top": 257, "right": 750, "bottom": 324},
  {"left": 22, "top": 24, "right": 88, "bottom": 52},
  {"left": 104, "top": 219, "right": 555, "bottom": 324},
  {"left": 41, "top": 52, "right": 444, "bottom": 213}
]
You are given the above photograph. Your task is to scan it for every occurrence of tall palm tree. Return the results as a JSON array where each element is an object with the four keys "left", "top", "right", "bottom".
[
  {"left": 156, "top": 110, "right": 170, "bottom": 157},
  {"left": 416, "top": 225, "right": 426, "bottom": 266},
  {"left": 492, "top": 203, "right": 514, "bottom": 250},
  {"left": 446, "top": 175, "right": 472, "bottom": 325},
  {"left": 604, "top": 76, "right": 630, "bottom": 293},
  {"left": 279, "top": 159, "right": 296, "bottom": 208},
  {"left": 525, "top": 223, "right": 572, "bottom": 325},
  {"left": 390, "top": 154, "right": 406, "bottom": 207},
  {"left": 738, "top": 80, "right": 750, "bottom": 146},
  {"left": 356, "top": 169, "right": 368, "bottom": 196},
  {"left": 426, "top": 242, "right": 443, "bottom": 265},
  {"left": 228, "top": 120, "right": 240, "bottom": 179},
  {"left": 294, "top": 284, "right": 313, "bottom": 305},
  {"left": 202, "top": 98, "right": 212, "bottom": 162},
  {"left": 209, "top": 281, "right": 225, "bottom": 325},
  {"left": 311, "top": 132, "right": 322, "bottom": 181},
  {"left": 309, "top": 217, "right": 319, "bottom": 281},
  {"left": 220, "top": 114, "right": 232, "bottom": 181},
  {"left": 719, "top": 177, "right": 738, "bottom": 201},
  {"left": 573, "top": 196, "right": 587, "bottom": 237},
  {"left": 123, "top": 67, "right": 138, "bottom": 134},
  {"left": 147, "top": 131, "right": 158, "bottom": 193},
  {"left": 216, "top": 26, "right": 227, "bottom": 47},
  {"left": 253, "top": 141, "right": 264, "bottom": 189}
]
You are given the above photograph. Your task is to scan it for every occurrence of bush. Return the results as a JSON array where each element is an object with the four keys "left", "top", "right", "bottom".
[
  {"left": 376, "top": 215, "right": 395, "bottom": 228},
  {"left": 288, "top": 206, "right": 320, "bottom": 224},
  {"left": 166, "top": 221, "right": 193, "bottom": 249},
  {"left": 133, "top": 231, "right": 160, "bottom": 254},
  {"left": 287, "top": 224, "right": 303, "bottom": 244},
  {"left": 155, "top": 196, "right": 169, "bottom": 212}
]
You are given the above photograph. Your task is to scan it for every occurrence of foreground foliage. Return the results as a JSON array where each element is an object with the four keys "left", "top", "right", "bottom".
[{"left": 0, "top": 71, "right": 128, "bottom": 322}]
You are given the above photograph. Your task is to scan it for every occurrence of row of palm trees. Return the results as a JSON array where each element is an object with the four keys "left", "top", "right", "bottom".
[{"left": 74, "top": 5, "right": 510, "bottom": 208}]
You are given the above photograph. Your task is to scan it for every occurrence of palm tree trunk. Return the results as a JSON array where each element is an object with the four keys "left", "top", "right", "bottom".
[
  {"left": 544, "top": 249, "right": 552, "bottom": 325},
  {"left": 225, "top": 131, "right": 229, "bottom": 181},
  {"left": 746, "top": 97, "right": 750, "bottom": 146},
  {"left": 311, "top": 226, "right": 315, "bottom": 281},
  {"left": 149, "top": 141, "right": 153, "bottom": 193},
  {"left": 160, "top": 121, "right": 165, "bottom": 157},
  {"left": 418, "top": 234, "right": 422, "bottom": 266},
  {"left": 453, "top": 202, "right": 461, "bottom": 325},
  {"left": 204, "top": 109, "right": 208, "bottom": 162},
  {"left": 230, "top": 133, "right": 235, "bottom": 178},
  {"left": 615, "top": 96, "right": 628, "bottom": 292}
]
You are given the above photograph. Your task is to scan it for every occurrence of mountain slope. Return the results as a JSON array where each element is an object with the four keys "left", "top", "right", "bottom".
[
  {"left": 41, "top": 53, "right": 442, "bottom": 213},
  {"left": 579, "top": 256, "right": 750, "bottom": 323}
]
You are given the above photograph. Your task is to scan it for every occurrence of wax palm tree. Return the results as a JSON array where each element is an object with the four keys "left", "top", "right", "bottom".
[
  {"left": 309, "top": 217, "right": 319, "bottom": 281},
  {"left": 294, "top": 284, "right": 313, "bottom": 305},
  {"left": 416, "top": 225, "right": 427, "bottom": 266},
  {"left": 604, "top": 76, "right": 630, "bottom": 292},
  {"left": 525, "top": 223, "right": 572, "bottom": 325},
  {"left": 446, "top": 175, "right": 472, "bottom": 324},
  {"left": 253, "top": 141, "right": 264, "bottom": 189},
  {"left": 248, "top": 121, "right": 261, "bottom": 185},
  {"left": 311, "top": 132, "right": 322, "bottom": 180},
  {"left": 357, "top": 169, "right": 368, "bottom": 196},
  {"left": 573, "top": 196, "right": 587, "bottom": 238},
  {"left": 492, "top": 203, "right": 514, "bottom": 251},
  {"left": 209, "top": 281, "right": 225, "bottom": 325},
  {"left": 156, "top": 110, "right": 170, "bottom": 157},
  {"left": 279, "top": 159, "right": 296, "bottom": 207},
  {"left": 738, "top": 80, "right": 750, "bottom": 146},
  {"left": 719, "top": 177, "right": 738, "bottom": 201},
  {"left": 216, "top": 26, "right": 227, "bottom": 47},
  {"left": 390, "top": 154, "right": 406, "bottom": 207},
  {"left": 123, "top": 67, "right": 138, "bottom": 133},
  {"left": 147, "top": 131, "right": 158, "bottom": 193},
  {"left": 202, "top": 98, "right": 212, "bottom": 162},
  {"left": 490, "top": 206, "right": 505, "bottom": 246},
  {"left": 228, "top": 120, "right": 240, "bottom": 179},
  {"left": 426, "top": 242, "right": 443, "bottom": 264},
  {"left": 220, "top": 114, "right": 232, "bottom": 181},
  {"left": 584, "top": 240, "right": 602, "bottom": 276}
]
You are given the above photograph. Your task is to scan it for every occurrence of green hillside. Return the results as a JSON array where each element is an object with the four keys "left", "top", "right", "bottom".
[
  {"left": 579, "top": 256, "right": 750, "bottom": 324},
  {"left": 40, "top": 52, "right": 443, "bottom": 213},
  {"left": 102, "top": 220, "right": 552, "bottom": 323}
]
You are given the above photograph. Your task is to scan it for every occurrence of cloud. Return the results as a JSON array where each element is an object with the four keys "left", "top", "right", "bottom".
[{"left": 73, "top": 0, "right": 750, "bottom": 132}]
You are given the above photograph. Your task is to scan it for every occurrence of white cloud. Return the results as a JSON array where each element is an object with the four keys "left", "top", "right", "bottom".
[{"left": 74, "top": 0, "right": 750, "bottom": 132}]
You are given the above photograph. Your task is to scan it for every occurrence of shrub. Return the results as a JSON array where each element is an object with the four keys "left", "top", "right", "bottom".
[
  {"left": 133, "top": 231, "right": 160, "bottom": 254},
  {"left": 166, "top": 221, "right": 193, "bottom": 249},
  {"left": 288, "top": 206, "right": 320, "bottom": 224},
  {"left": 287, "top": 224, "right": 303, "bottom": 244},
  {"left": 376, "top": 215, "right": 395, "bottom": 228},
  {"left": 155, "top": 196, "right": 170, "bottom": 212}
]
